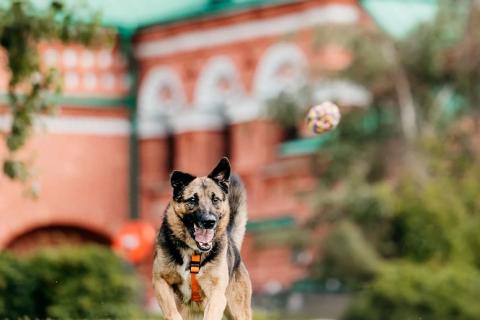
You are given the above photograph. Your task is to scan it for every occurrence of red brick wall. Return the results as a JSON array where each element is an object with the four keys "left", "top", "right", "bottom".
[
  {"left": 0, "top": 108, "right": 130, "bottom": 248},
  {"left": 173, "top": 130, "right": 225, "bottom": 175},
  {"left": 230, "top": 120, "right": 284, "bottom": 174}
]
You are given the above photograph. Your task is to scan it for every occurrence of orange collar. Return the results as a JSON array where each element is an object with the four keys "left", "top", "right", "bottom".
[{"left": 190, "top": 254, "right": 202, "bottom": 302}]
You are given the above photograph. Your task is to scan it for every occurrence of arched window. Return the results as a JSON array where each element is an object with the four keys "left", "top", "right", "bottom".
[
  {"left": 6, "top": 225, "right": 111, "bottom": 255},
  {"left": 194, "top": 56, "right": 244, "bottom": 111},
  {"left": 254, "top": 43, "right": 307, "bottom": 100},
  {"left": 138, "top": 66, "right": 186, "bottom": 120}
]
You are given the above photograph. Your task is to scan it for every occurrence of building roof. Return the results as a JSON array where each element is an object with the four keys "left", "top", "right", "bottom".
[
  {"left": 28, "top": 0, "right": 440, "bottom": 38},
  {"left": 30, "top": 0, "right": 290, "bottom": 34}
]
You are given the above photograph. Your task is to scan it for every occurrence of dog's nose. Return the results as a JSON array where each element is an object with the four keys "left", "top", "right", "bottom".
[{"left": 199, "top": 215, "right": 217, "bottom": 229}]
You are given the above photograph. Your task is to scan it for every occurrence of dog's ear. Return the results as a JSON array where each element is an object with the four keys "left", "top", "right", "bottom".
[
  {"left": 170, "top": 171, "right": 196, "bottom": 199},
  {"left": 208, "top": 157, "right": 231, "bottom": 193}
]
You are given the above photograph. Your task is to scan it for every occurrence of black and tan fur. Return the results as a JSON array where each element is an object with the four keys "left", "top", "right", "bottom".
[{"left": 153, "top": 157, "right": 252, "bottom": 320}]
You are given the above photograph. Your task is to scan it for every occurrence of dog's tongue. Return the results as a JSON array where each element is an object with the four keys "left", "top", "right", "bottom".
[{"left": 194, "top": 228, "right": 214, "bottom": 243}]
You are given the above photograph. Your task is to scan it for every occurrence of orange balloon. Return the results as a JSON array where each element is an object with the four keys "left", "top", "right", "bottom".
[{"left": 112, "top": 221, "right": 156, "bottom": 264}]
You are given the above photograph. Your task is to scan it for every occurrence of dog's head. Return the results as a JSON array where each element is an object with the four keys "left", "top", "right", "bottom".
[{"left": 170, "top": 157, "right": 231, "bottom": 252}]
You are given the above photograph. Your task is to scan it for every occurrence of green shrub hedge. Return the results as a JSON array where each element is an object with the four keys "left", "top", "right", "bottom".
[{"left": 0, "top": 245, "right": 144, "bottom": 319}]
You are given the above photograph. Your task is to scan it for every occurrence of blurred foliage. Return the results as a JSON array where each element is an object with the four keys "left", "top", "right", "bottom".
[
  {"left": 0, "top": 246, "right": 145, "bottom": 318},
  {"left": 0, "top": 0, "right": 108, "bottom": 182},
  {"left": 314, "top": 24, "right": 396, "bottom": 97},
  {"left": 344, "top": 263, "right": 480, "bottom": 320},
  {"left": 311, "top": 0, "right": 480, "bottom": 142},
  {"left": 308, "top": 117, "right": 480, "bottom": 317},
  {"left": 315, "top": 107, "right": 398, "bottom": 186},
  {"left": 266, "top": 87, "right": 311, "bottom": 140},
  {"left": 295, "top": 0, "right": 480, "bottom": 318},
  {"left": 313, "top": 221, "right": 380, "bottom": 288}
]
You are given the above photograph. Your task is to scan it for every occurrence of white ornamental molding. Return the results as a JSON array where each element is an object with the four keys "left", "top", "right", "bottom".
[
  {"left": 168, "top": 109, "right": 225, "bottom": 134},
  {"left": 138, "top": 66, "right": 187, "bottom": 120},
  {"left": 138, "top": 118, "right": 169, "bottom": 138},
  {"left": 136, "top": 4, "right": 359, "bottom": 58},
  {"left": 62, "top": 48, "right": 78, "bottom": 68},
  {"left": 194, "top": 55, "right": 245, "bottom": 111},
  {"left": 0, "top": 114, "right": 130, "bottom": 136},
  {"left": 225, "top": 97, "right": 265, "bottom": 124},
  {"left": 254, "top": 42, "right": 307, "bottom": 100}
]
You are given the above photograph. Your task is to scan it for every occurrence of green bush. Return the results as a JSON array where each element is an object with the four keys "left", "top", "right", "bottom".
[
  {"left": 0, "top": 253, "right": 35, "bottom": 318},
  {"left": 344, "top": 263, "right": 480, "bottom": 320},
  {"left": 314, "top": 221, "right": 380, "bottom": 287},
  {"left": 0, "top": 246, "right": 143, "bottom": 319}
]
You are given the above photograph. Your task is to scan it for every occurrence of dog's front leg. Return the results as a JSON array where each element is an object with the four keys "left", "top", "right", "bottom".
[
  {"left": 153, "top": 275, "right": 183, "bottom": 320},
  {"left": 203, "top": 287, "right": 228, "bottom": 320},
  {"left": 202, "top": 266, "right": 229, "bottom": 320}
]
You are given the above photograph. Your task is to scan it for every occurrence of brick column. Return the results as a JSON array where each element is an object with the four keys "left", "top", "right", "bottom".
[
  {"left": 227, "top": 98, "right": 283, "bottom": 174},
  {"left": 170, "top": 110, "right": 225, "bottom": 176},
  {"left": 138, "top": 118, "right": 169, "bottom": 223}
]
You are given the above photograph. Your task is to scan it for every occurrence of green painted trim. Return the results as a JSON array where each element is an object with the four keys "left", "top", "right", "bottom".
[
  {"left": 118, "top": 33, "right": 140, "bottom": 221},
  {"left": 0, "top": 93, "right": 129, "bottom": 108},
  {"left": 119, "top": 33, "right": 140, "bottom": 220},
  {"left": 53, "top": 95, "right": 131, "bottom": 108},
  {"left": 246, "top": 216, "right": 295, "bottom": 233},
  {"left": 278, "top": 132, "right": 336, "bottom": 157},
  {"left": 128, "top": 108, "right": 140, "bottom": 220}
]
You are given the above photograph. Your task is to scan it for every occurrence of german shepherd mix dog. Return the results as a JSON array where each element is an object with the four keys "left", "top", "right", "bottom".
[{"left": 153, "top": 157, "right": 252, "bottom": 320}]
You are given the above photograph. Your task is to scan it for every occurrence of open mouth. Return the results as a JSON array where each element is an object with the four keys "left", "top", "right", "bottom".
[{"left": 193, "top": 224, "right": 214, "bottom": 251}]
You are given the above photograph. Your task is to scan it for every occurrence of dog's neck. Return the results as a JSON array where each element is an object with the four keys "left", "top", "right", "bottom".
[{"left": 178, "top": 238, "right": 225, "bottom": 269}]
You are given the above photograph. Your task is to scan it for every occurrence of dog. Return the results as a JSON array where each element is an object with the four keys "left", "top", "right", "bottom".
[{"left": 153, "top": 157, "right": 252, "bottom": 320}]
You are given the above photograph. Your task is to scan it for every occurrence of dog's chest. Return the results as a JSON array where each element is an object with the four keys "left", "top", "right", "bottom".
[
  {"left": 175, "top": 258, "right": 207, "bottom": 304},
  {"left": 176, "top": 260, "right": 193, "bottom": 302}
]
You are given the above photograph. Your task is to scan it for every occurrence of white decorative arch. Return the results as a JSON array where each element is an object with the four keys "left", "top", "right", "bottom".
[
  {"left": 138, "top": 66, "right": 186, "bottom": 119},
  {"left": 254, "top": 43, "right": 307, "bottom": 100},
  {"left": 194, "top": 56, "right": 245, "bottom": 110}
]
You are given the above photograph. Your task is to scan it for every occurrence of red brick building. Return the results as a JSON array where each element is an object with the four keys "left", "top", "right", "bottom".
[{"left": 0, "top": 0, "right": 367, "bottom": 303}]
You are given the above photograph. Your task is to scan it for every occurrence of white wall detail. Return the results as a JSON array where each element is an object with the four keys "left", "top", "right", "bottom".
[
  {"left": 138, "top": 66, "right": 186, "bottom": 119},
  {"left": 138, "top": 66, "right": 187, "bottom": 137},
  {"left": 254, "top": 42, "right": 307, "bottom": 100},
  {"left": 0, "top": 115, "right": 130, "bottom": 136},
  {"left": 194, "top": 56, "right": 244, "bottom": 111},
  {"left": 136, "top": 4, "right": 359, "bottom": 58}
]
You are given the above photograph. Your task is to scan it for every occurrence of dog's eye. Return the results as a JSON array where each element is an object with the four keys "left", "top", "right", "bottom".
[
  {"left": 211, "top": 195, "right": 220, "bottom": 204},
  {"left": 186, "top": 196, "right": 197, "bottom": 206}
]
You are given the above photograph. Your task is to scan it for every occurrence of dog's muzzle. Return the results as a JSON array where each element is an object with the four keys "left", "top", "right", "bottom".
[
  {"left": 193, "top": 212, "right": 217, "bottom": 251},
  {"left": 198, "top": 212, "right": 217, "bottom": 229}
]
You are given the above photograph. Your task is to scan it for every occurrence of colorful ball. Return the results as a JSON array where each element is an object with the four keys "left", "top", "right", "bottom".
[
  {"left": 306, "top": 101, "right": 341, "bottom": 134},
  {"left": 112, "top": 221, "right": 156, "bottom": 264}
]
